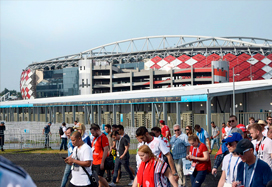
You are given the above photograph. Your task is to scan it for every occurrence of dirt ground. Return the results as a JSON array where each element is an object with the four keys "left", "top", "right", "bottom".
[{"left": 1, "top": 153, "right": 221, "bottom": 187}]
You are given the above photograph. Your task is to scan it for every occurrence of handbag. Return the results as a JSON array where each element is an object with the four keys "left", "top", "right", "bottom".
[
  {"left": 182, "top": 158, "right": 192, "bottom": 175},
  {"left": 101, "top": 134, "right": 114, "bottom": 170},
  {"left": 75, "top": 148, "right": 99, "bottom": 187}
]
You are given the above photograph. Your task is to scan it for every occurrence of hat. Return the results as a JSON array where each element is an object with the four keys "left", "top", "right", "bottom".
[
  {"left": 48, "top": 122, "right": 52, "bottom": 124},
  {"left": 237, "top": 124, "right": 246, "bottom": 132},
  {"left": 222, "top": 132, "right": 242, "bottom": 143},
  {"left": 234, "top": 139, "right": 254, "bottom": 155},
  {"left": 258, "top": 120, "right": 266, "bottom": 125},
  {"left": 0, "top": 122, "right": 4, "bottom": 124},
  {"left": 159, "top": 120, "right": 165, "bottom": 124}
]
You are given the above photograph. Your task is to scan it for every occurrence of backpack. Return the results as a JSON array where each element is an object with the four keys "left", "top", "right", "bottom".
[{"left": 59, "top": 127, "right": 64, "bottom": 136}]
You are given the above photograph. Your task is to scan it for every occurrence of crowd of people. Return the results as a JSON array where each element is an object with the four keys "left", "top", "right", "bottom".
[
  {"left": 55, "top": 115, "right": 272, "bottom": 187},
  {"left": 2, "top": 115, "right": 272, "bottom": 187}
]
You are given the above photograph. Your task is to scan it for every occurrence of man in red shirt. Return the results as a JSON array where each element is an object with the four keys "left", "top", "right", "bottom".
[
  {"left": 160, "top": 120, "right": 171, "bottom": 141},
  {"left": 90, "top": 124, "right": 109, "bottom": 187}
]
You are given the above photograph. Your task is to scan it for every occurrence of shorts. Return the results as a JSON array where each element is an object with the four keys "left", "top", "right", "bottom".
[{"left": 92, "top": 164, "right": 105, "bottom": 177}]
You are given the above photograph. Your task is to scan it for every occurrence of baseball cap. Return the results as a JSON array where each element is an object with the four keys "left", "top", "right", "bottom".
[
  {"left": 48, "top": 122, "right": 52, "bottom": 124},
  {"left": 159, "top": 120, "right": 165, "bottom": 124},
  {"left": 0, "top": 122, "right": 4, "bottom": 124},
  {"left": 258, "top": 120, "right": 266, "bottom": 125},
  {"left": 234, "top": 139, "right": 254, "bottom": 155},
  {"left": 237, "top": 124, "right": 246, "bottom": 132},
  {"left": 222, "top": 132, "right": 242, "bottom": 143}
]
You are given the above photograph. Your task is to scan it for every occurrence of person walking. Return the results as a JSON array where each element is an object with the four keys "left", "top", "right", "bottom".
[
  {"left": 60, "top": 122, "right": 68, "bottom": 151},
  {"left": 210, "top": 122, "right": 220, "bottom": 150},
  {"left": 217, "top": 133, "right": 243, "bottom": 187},
  {"left": 104, "top": 124, "right": 114, "bottom": 182},
  {"left": 194, "top": 125, "right": 212, "bottom": 154},
  {"left": 0, "top": 121, "right": 6, "bottom": 151},
  {"left": 61, "top": 127, "right": 75, "bottom": 187},
  {"left": 136, "top": 126, "right": 179, "bottom": 182},
  {"left": 65, "top": 131, "right": 93, "bottom": 187},
  {"left": 160, "top": 120, "right": 171, "bottom": 141},
  {"left": 90, "top": 124, "right": 109, "bottom": 187},
  {"left": 74, "top": 124, "right": 92, "bottom": 148},
  {"left": 232, "top": 139, "right": 272, "bottom": 187},
  {"left": 170, "top": 124, "right": 190, "bottom": 187},
  {"left": 186, "top": 134, "right": 211, "bottom": 187},
  {"left": 109, "top": 131, "right": 134, "bottom": 186},
  {"left": 249, "top": 123, "right": 272, "bottom": 168},
  {"left": 132, "top": 145, "right": 178, "bottom": 187},
  {"left": 43, "top": 122, "right": 52, "bottom": 148}
]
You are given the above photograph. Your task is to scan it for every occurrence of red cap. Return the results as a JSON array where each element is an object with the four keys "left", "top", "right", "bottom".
[
  {"left": 237, "top": 124, "right": 246, "bottom": 132},
  {"left": 159, "top": 120, "right": 165, "bottom": 124}
]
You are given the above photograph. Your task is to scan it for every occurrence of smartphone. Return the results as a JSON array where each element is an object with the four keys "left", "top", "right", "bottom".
[{"left": 62, "top": 157, "right": 66, "bottom": 159}]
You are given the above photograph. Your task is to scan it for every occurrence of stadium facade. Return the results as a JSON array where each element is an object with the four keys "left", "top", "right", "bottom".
[{"left": 20, "top": 35, "right": 272, "bottom": 99}]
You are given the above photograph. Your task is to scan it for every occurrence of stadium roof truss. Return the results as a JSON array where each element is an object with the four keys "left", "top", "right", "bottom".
[{"left": 27, "top": 35, "right": 272, "bottom": 70}]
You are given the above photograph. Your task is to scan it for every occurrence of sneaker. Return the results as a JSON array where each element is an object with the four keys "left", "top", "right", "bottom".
[
  {"left": 108, "top": 182, "right": 116, "bottom": 186},
  {"left": 128, "top": 180, "right": 134, "bottom": 185}
]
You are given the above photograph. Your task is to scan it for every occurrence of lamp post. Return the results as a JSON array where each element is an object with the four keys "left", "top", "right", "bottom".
[{"left": 233, "top": 67, "right": 240, "bottom": 115}]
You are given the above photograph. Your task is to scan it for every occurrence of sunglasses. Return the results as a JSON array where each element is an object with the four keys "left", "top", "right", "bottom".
[
  {"left": 174, "top": 129, "right": 180, "bottom": 132},
  {"left": 228, "top": 120, "right": 235, "bottom": 123},
  {"left": 185, "top": 129, "right": 190, "bottom": 131},
  {"left": 238, "top": 148, "right": 251, "bottom": 156},
  {"left": 227, "top": 142, "right": 235, "bottom": 147}
]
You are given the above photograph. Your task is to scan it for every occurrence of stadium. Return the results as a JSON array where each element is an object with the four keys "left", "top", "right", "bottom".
[{"left": 1, "top": 35, "right": 272, "bottom": 132}]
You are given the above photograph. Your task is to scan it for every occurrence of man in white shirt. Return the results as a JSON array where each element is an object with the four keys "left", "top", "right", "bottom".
[
  {"left": 65, "top": 131, "right": 94, "bottom": 187},
  {"left": 249, "top": 123, "right": 272, "bottom": 168},
  {"left": 258, "top": 120, "right": 268, "bottom": 137},
  {"left": 60, "top": 122, "right": 68, "bottom": 151},
  {"left": 136, "top": 126, "right": 179, "bottom": 181}
]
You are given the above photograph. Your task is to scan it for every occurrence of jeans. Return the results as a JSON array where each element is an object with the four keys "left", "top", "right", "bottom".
[
  {"left": 61, "top": 164, "right": 71, "bottom": 187},
  {"left": 211, "top": 138, "right": 220, "bottom": 150},
  {"left": 45, "top": 134, "right": 49, "bottom": 147},
  {"left": 60, "top": 138, "right": 68, "bottom": 150},
  {"left": 112, "top": 158, "right": 134, "bottom": 183},
  {"left": 190, "top": 170, "right": 207, "bottom": 187},
  {"left": 174, "top": 158, "right": 186, "bottom": 186}
]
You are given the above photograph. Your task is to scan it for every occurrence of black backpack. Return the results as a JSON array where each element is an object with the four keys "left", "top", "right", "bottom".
[{"left": 59, "top": 127, "right": 64, "bottom": 136}]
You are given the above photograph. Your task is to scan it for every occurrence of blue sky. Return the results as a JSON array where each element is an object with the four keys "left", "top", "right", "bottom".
[{"left": 1, "top": 0, "right": 272, "bottom": 91}]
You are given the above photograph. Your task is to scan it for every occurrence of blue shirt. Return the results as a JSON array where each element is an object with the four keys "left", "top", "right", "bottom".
[
  {"left": 196, "top": 128, "right": 209, "bottom": 145},
  {"left": 170, "top": 132, "right": 190, "bottom": 159},
  {"left": 44, "top": 125, "right": 50, "bottom": 134},
  {"left": 82, "top": 134, "right": 92, "bottom": 148},
  {"left": 68, "top": 140, "right": 74, "bottom": 157},
  {"left": 236, "top": 158, "right": 272, "bottom": 187}
]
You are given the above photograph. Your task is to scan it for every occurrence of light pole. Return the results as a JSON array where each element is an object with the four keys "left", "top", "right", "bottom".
[{"left": 233, "top": 67, "right": 240, "bottom": 115}]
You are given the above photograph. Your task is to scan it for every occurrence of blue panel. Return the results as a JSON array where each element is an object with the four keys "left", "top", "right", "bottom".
[
  {"left": 181, "top": 94, "right": 207, "bottom": 102},
  {"left": 120, "top": 114, "right": 123, "bottom": 122},
  {"left": 0, "top": 104, "right": 34, "bottom": 108}
]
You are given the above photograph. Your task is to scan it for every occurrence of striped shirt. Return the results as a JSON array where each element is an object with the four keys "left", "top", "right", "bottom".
[{"left": 154, "top": 160, "right": 171, "bottom": 187}]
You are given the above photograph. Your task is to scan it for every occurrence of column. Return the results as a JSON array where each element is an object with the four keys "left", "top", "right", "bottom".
[
  {"left": 17, "top": 107, "right": 19, "bottom": 122},
  {"left": 84, "top": 106, "right": 88, "bottom": 125},
  {"left": 151, "top": 103, "right": 155, "bottom": 127},
  {"left": 176, "top": 102, "right": 181, "bottom": 125},
  {"left": 110, "top": 63, "right": 113, "bottom": 93},
  {"left": 72, "top": 106, "right": 75, "bottom": 122},
  {"left": 90, "top": 60, "right": 93, "bottom": 94},
  {"left": 170, "top": 68, "right": 173, "bottom": 87},
  {"left": 98, "top": 105, "right": 101, "bottom": 125},
  {"left": 191, "top": 66, "right": 194, "bottom": 85},
  {"left": 37, "top": 107, "right": 40, "bottom": 121},
  {"left": 62, "top": 106, "right": 65, "bottom": 123},
  {"left": 45, "top": 107, "right": 48, "bottom": 122},
  {"left": 163, "top": 103, "right": 167, "bottom": 126},
  {"left": 130, "top": 104, "right": 134, "bottom": 127},
  {"left": 22, "top": 108, "right": 25, "bottom": 122},
  {"left": 130, "top": 71, "right": 133, "bottom": 91},
  {"left": 113, "top": 105, "right": 116, "bottom": 124},
  {"left": 150, "top": 69, "right": 153, "bottom": 89},
  {"left": 206, "top": 96, "right": 213, "bottom": 135}
]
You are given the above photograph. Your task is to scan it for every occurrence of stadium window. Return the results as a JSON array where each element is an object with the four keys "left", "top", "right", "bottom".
[
  {"left": 84, "top": 66, "right": 85, "bottom": 70},
  {"left": 80, "top": 66, "right": 82, "bottom": 70},
  {"left": 82, "top": 79, "right": 84, "bottom": 88}
]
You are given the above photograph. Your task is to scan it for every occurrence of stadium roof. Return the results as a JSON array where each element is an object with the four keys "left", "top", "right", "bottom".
[
  {"left": 27, "top": 35, "right": 272, "bottom": 70},
  {"left": 1, "top": 79, "right": 272, "bottom": 108}
]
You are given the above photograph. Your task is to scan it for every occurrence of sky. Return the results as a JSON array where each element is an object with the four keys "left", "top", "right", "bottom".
[{"left": 1, "top": 0, "right": 272, "bottom": 92}]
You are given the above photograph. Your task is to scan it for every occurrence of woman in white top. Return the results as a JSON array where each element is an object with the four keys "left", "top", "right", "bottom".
[
  {"left": 65, "top": 131, "right": 93, "bottom": 187},
  {"left": 217, "top": 133, "right": 243, "bottom": 187}
]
